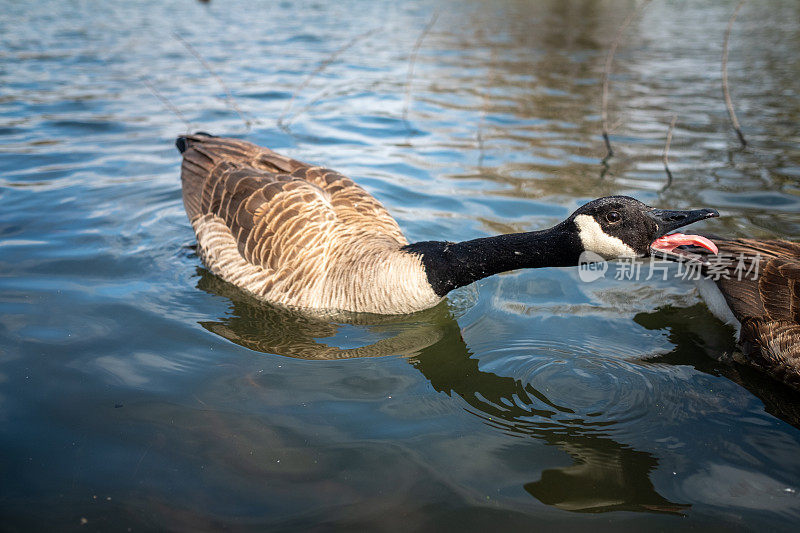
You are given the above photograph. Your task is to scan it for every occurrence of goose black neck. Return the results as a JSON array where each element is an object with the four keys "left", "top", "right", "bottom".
[{"left": 404, "top": 223, "right": 582, "bottom": 297}]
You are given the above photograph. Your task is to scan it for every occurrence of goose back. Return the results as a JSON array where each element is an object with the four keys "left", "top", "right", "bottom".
[{"left": 179, "top": 134, "right": 440, "bottom": 314}]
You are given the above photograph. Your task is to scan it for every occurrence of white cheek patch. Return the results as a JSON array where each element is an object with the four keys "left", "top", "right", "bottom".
[{"left": 574, "top": 214, "right": 638, "bottom": 259}]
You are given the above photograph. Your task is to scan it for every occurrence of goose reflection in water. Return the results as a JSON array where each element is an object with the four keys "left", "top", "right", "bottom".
[
  {"left": 634, "top": 304, "right": 800, "bottom": 431},
  {"left": 195, "top": 268, "right": 690, "bottom": 514}
]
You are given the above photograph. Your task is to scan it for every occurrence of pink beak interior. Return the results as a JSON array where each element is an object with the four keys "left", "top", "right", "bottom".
[{"left": 650, "top": 233, "right": 719, "bottom": 255}]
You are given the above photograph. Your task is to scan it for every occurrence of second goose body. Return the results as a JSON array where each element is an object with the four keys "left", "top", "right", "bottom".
[
  {"left": 690, "top": 238, "right": 800, "bottom": 389},
  {"left": 177, "top": 133, "right": 717, "bottom": 315}
]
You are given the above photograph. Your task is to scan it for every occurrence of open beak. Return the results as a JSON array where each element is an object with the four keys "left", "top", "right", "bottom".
[{"left": 647, "top": 208, "right": 719, "bottom": 262}]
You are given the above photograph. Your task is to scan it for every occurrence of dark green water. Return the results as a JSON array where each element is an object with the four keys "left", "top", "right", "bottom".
[{"left": 2, "top": 0, "right": 800, "bottom": 530}]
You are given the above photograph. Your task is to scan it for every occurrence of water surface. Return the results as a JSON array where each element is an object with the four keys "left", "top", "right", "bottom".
[{"left": 2, "top": 0, "right": 800, "bottom": 530}]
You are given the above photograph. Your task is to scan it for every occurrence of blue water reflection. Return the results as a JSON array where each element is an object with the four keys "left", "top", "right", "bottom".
[{"left": 1, "top": 0, "right": 800, "bottom": 530}]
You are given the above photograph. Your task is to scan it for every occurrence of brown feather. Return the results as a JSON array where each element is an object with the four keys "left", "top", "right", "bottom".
[
  {"left": 700, "top": 238, "right": 800, "bottom": 390},
  {"left": 179, "top": 134, "right": 440, "bottom": 314}
]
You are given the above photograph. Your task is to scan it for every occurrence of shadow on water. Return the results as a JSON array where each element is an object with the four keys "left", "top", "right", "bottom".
[
  {"left": 634, "top": 304, "right": 800, "bottom": 430},
  {"left": 196, "top": 268, "right": 690, "bottom": 514}
]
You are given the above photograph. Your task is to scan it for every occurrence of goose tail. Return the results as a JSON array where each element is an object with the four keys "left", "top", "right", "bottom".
[
  {"left": 176, "top": 132, "right": 307, "bottom": 221},
  {"left": 176, "top": 131, "right": 215, "bottom": 154},
  {"left": 176, "top": 132, "right": 218, "bottom": 220}
]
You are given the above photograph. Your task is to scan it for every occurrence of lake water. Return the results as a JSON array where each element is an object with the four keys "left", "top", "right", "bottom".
[{"left": 2, "top": 0, "right": 800, "bottom": 530}]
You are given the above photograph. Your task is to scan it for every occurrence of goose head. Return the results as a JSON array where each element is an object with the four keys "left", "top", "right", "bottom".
[{"left": 569, "top": 196, "right": 719, "bottom": 260}]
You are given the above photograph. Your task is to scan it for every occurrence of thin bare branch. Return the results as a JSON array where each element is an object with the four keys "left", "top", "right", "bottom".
[
  {"left": 403, "top": 11, "right": 440, "bottom": 129},
  {"left": 173, "top": 32, "right": 252, "bottom": 131},
  {"left": 477, "top": 46, "right": 497, "bottom": 168},
  {"left": 140, "top": 77, "right": 191, "bottom": 133},
  {"left": 601, "top": 0, "right": 651, "bottom": 160},
  {"left": 722, "top": 0, "right": 747, "bottom": 147},
  {"left": 285, "top": 88, "right": 336, "bottom": 126},
  {"left": 662, "top": 114, "right": 677, "bottom": 190},
  {"left": 278, "top": 27, "right": 381, "bottom": 131}
]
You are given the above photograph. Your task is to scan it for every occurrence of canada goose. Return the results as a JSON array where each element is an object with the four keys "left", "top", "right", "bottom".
[
  {"left": 666, "top": 238, "right": 800, "bottom": 390},
  {"left": 176, "top": 133, "right": 718, "bottom": 315}
]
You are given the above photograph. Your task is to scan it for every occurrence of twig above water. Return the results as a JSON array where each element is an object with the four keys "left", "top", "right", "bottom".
[
  {"left": 173, "top": 32, "right": 253, "bottom": 131},
  {"left": 722, "top": 0, "right": 747, "bottom": 147},
  {"left": 277, "top": 27, "right": 381, "bottom": 132},
  {"left": 403, "top": 11, "right": 440, "bottom": 131},
  {"left": 140, "top": 77, "right": 191, "bottom": 133},
  {"left": 600, "top": 0, "right": 652, "bottom": 162},
  {"left": 476, "top": 46, "right": 497, "bottom": 168},
  {"left": 661, "top": 114, "right": 677, "bottom": 191}
]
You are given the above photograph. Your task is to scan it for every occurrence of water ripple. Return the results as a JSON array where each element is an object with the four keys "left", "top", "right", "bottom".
[{"left": 2, "top": 0, "right": 800, "bottom": 529}]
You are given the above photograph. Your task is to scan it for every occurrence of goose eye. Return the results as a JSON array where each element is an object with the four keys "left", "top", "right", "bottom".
[{"left": 606, "top": 211, "right": 621, "bottom": 223}]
